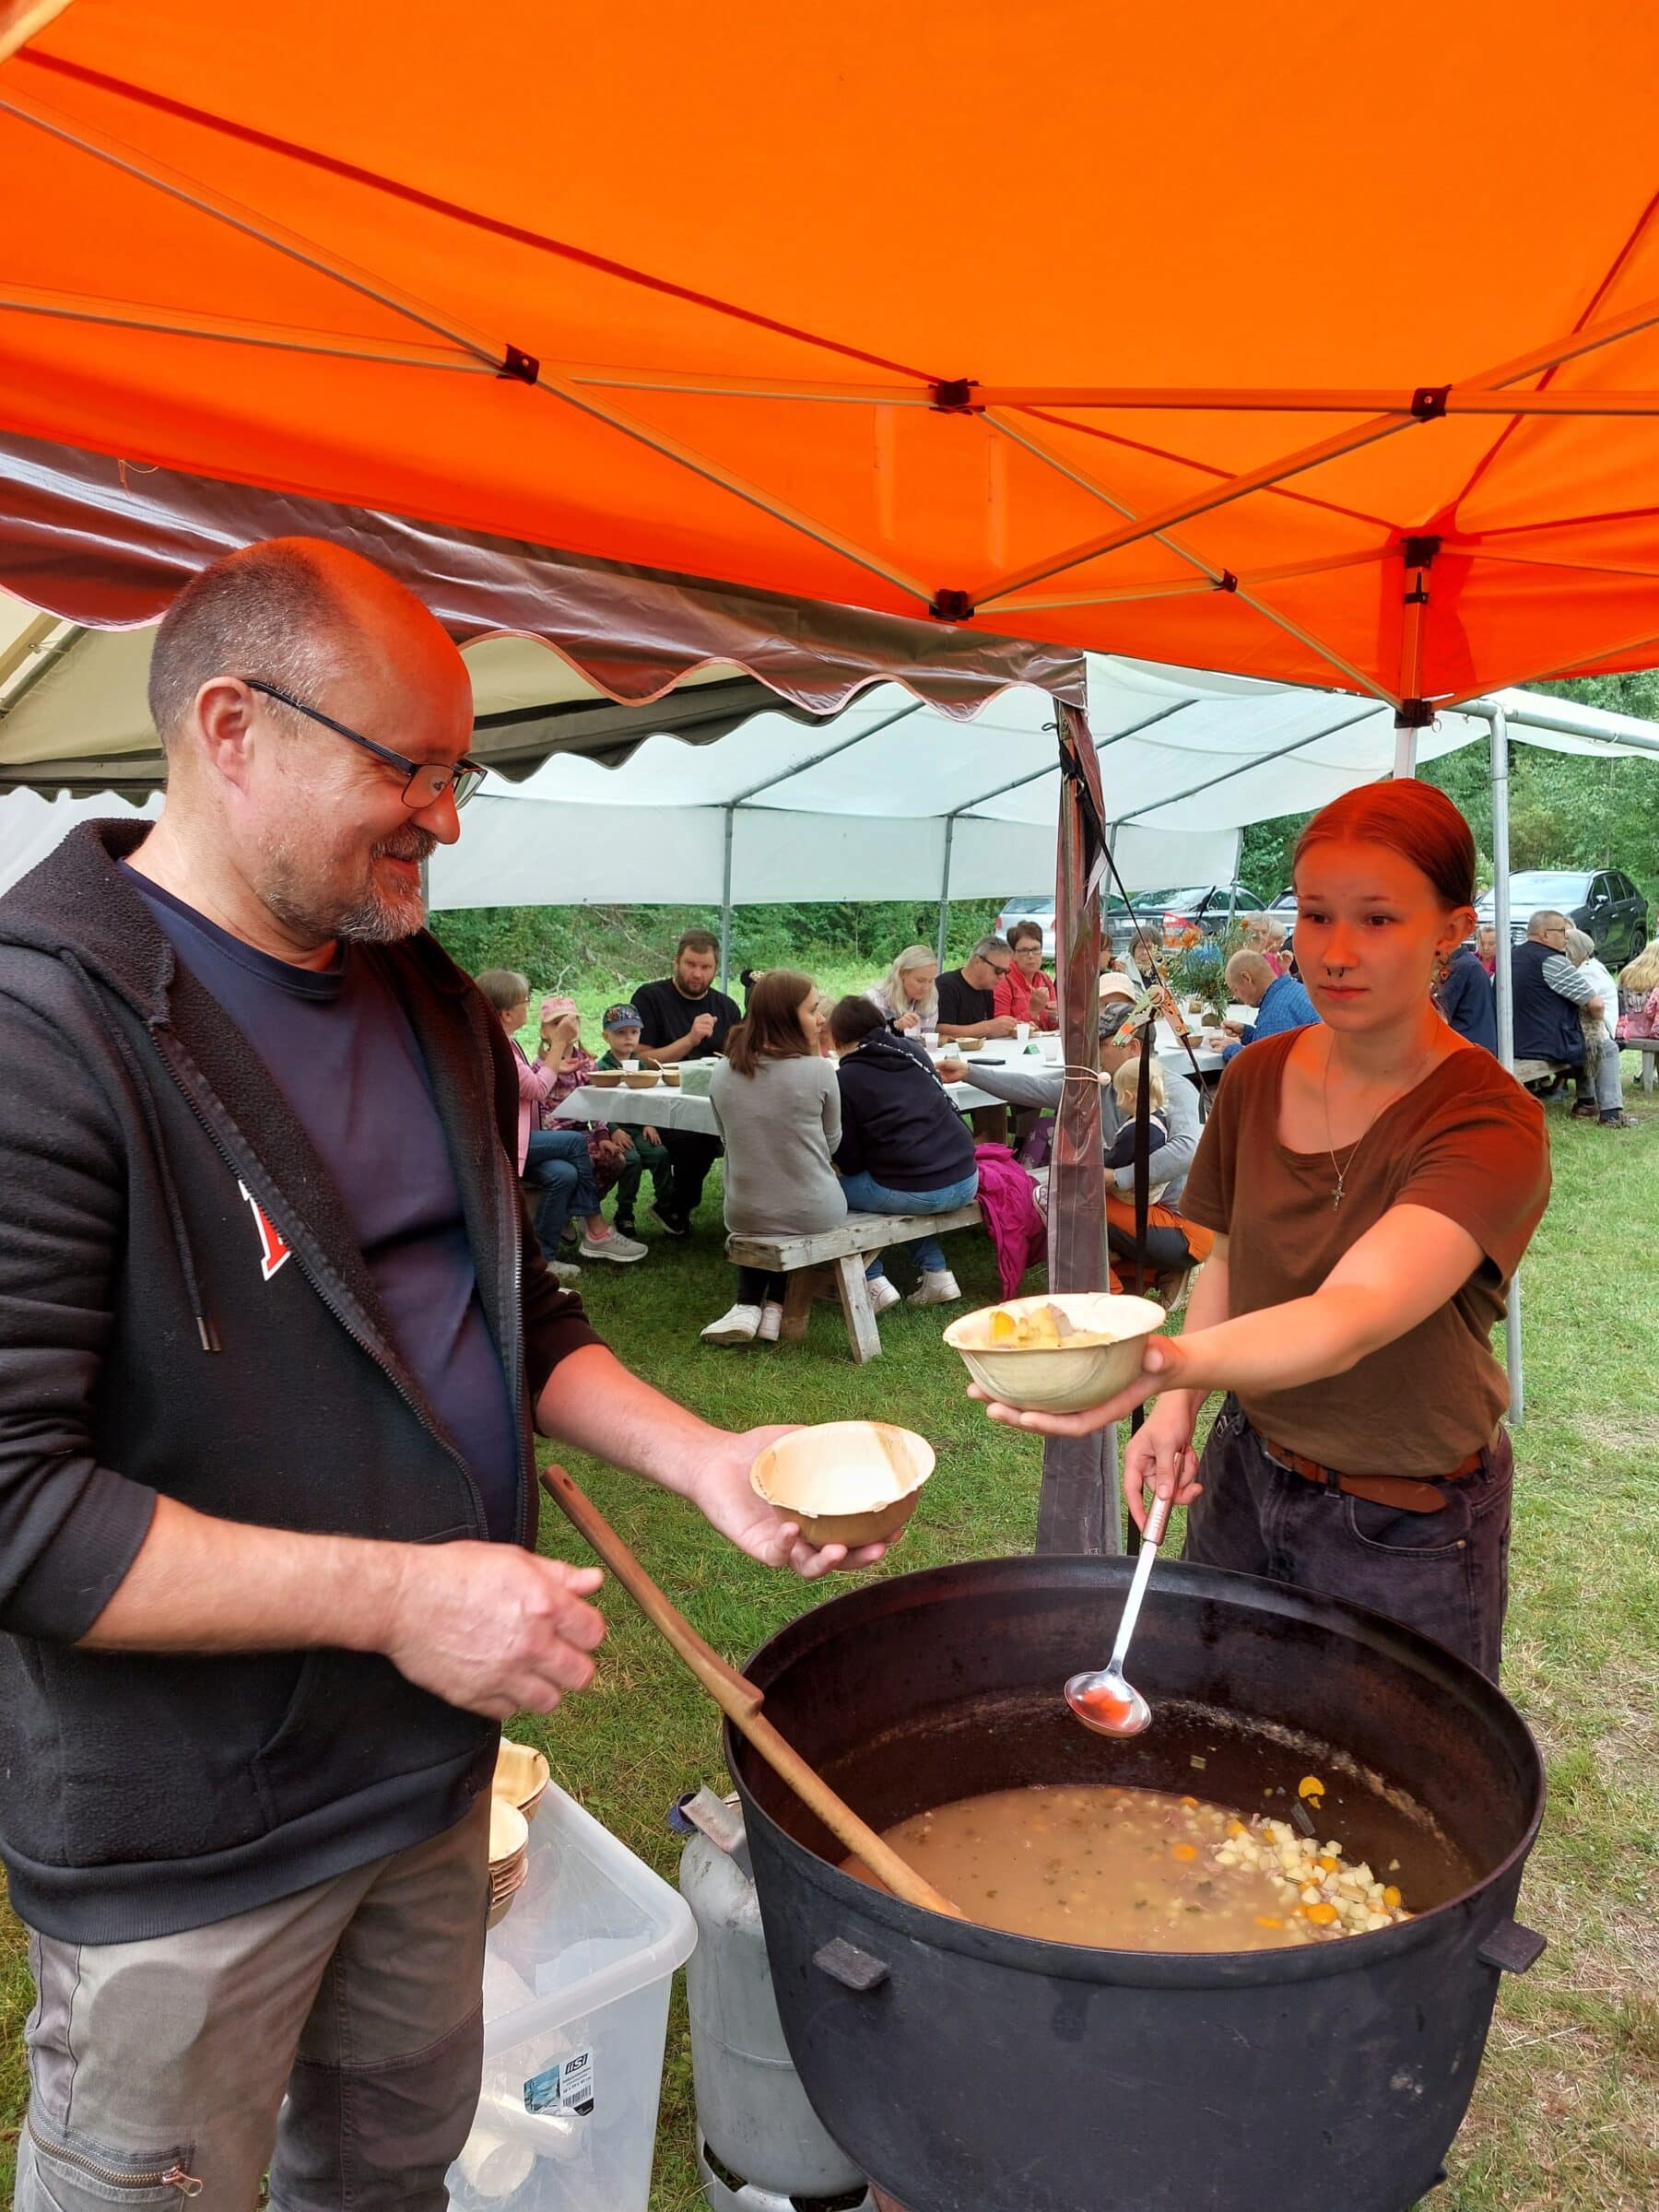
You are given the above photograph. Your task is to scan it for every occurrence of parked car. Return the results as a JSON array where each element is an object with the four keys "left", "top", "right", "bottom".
[
  {"left": 993, "top": 891, "right": 1138, "bottom": 960},
  {"left": 1475, "top": 868, "right": 1649, "bottom": 966},
  {"left": 995, "top": 881, "right": 1271, "bottom": 961},
  {"left": 1102, "top": 881, "right": 1268, "bottom": 960}
]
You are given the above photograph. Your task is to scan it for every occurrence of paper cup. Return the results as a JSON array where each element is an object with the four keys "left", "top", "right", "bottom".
[{"left": 1016, "top": 1021, "right": 1030, "bottom": 1043}]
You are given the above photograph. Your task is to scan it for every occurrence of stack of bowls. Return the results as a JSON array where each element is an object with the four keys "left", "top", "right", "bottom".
[{"left": 487, "top": 1797, "right": 530, "bottom": 1927}]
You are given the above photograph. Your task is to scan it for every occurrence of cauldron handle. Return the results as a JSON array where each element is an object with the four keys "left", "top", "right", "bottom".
[
  {"left": 1477, "top": 1922, "right": 1546, "bottom": 1974},
  {"left": 541, "top": 1467, "right": 966, "bottom": 1922}
]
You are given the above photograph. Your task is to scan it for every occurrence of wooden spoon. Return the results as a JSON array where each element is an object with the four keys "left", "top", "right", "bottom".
[{"left": 541, "top": 1466, "right": 963, "bottom": 1919}]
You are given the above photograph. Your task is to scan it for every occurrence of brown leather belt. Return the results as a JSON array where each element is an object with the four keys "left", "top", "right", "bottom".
[{"left": 1257, "top": 1433, "right": 1486, "bottom": 1514}]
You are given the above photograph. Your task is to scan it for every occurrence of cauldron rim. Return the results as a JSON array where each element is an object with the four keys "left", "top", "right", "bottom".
[{"left": 727, "top": 1552, "right": 1546, "bottom": 1989}]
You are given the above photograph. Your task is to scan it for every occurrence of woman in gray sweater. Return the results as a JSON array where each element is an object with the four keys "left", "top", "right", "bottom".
[{"left": 705, "top": 970, "right": 847, "bottom": 1346}]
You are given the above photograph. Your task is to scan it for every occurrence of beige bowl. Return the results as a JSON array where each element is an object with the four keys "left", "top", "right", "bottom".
[
  {"left": 621, "top": 1068, "right": 657, "bottom": 1089},
  {"left": 659, "top": 1066, "right": 681, "bottom": 1088},
  {"left": 953, "top": 1037, "right": 986, "bottom": 1053},
  {"left": 751, "top": 1420, "right": 935, "bottom": 1547},
  {"left": 487, "top": 1796, "right": 530, "bottom": 1924},
  {"left": 944, "top": 1292, "right": 1166, "bottom": 1414},
  {"left": 589, "top": 1069, "right": 623, "bottom": 1088},
  {"left": 492, "top": 1738, "right": 550, "bottom": 1823}
]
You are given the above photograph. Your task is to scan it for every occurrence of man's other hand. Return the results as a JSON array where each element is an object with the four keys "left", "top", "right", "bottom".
[{"left": 381, "top": 1542, "right": 606, "bottom": 1719}]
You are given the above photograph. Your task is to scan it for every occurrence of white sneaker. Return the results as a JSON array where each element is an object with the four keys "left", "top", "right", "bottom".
[
  {"left": 701, "top": 1302, "right": 762, "bottom": 1346},
  {"left": 867, "top": 1276, "right": 902, "bottom": 1315},
  {"left": 579, "top": 1228, "right": 649, "bottom": 1264},
  {"left": 908, "top": 1269, "right": 962, "bottom": 1307},
  {"left": 757, "top": 1301, "right": 784, "bottom": 1344},
  {"left": 548, "top": 1258, "right": 582, "bottom": 1284}
]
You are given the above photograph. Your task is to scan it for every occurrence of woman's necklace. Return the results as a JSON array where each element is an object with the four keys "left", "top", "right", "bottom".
[{"left": 1320, "top": 1032, "right": 1440, "bottom": 1210}]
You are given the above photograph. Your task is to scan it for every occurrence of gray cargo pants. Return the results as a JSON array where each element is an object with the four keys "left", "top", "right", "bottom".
[{"left": 16, "top": 1790, "right": 489, "bottom": 2210}]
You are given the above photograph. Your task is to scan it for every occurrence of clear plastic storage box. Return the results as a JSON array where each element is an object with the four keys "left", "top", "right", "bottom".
[{"left": 446, "top": 1777, "right": 697, "bottom": 2211}]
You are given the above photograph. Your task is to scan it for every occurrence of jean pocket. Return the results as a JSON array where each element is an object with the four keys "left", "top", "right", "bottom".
[
  {"left": 1342, "top": 1492, "right": 1472, "bottom": 1560},
  {"left": 25, "top": 2112, "right": 201, "bottom": 2203}
]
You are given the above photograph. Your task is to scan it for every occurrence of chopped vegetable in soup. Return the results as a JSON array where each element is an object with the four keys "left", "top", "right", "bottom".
[{"left": 846, "top": 1783, "right": 1411, "bottom": 1952}]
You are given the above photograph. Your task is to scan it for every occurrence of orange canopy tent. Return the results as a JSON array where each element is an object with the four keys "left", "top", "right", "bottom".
[{"left": 2, "top": 0, "right": 1658, "bottom": 721}]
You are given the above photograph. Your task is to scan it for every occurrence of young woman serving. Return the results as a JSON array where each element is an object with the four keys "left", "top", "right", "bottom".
[{"left": 976, "top": 782, "right": 1550, "bottom": 1678}]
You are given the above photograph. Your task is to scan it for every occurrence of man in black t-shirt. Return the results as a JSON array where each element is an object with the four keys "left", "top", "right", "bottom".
[
  {"left": 936, "top": 935, "right": 1020, "bottom": 1040},
  {"left": 632, "top": 928, "right": 742, "bottom": 1232}
]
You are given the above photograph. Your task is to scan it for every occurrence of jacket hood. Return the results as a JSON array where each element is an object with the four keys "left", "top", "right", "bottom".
[
  {"left": 0, "top": 818, "right": 473, "bottom": 1018},
  {"left": 852, "top": 1030, "right": 932, "bottom": 1078}
]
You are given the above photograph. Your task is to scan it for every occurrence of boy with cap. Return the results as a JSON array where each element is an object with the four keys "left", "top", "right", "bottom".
[{"left": 595, "top": 1004, "right": 673, "bottom": 1236}]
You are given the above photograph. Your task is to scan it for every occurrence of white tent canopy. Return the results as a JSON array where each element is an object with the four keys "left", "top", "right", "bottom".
[
  {"left": 422, "top": 653, "right": 1659, "bottom": 913},
  {"left": 4, "top": 647, "right": 1656, "bottom": 912}
]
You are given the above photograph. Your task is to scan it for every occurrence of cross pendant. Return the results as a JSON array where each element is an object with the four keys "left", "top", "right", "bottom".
[{"left": 1332, "top": 1183, "right": 1344, "bottom": 1210}]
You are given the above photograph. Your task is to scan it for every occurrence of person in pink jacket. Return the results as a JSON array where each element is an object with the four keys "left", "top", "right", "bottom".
[{"left": 476, "top": 970, "right": 646, "bottom": 1275}]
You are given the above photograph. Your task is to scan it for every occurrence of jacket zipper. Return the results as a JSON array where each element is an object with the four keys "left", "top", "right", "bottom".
[
  {"left": 151, "top": 1026, "right": 493, "bottom": 1538},
  {"left": 29, "top": 2114, "right": 203, "bottom": 2195}
]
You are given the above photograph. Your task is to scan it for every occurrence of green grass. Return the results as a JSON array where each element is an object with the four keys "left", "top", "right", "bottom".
[{"left": 4, "top": 1080, "right": 1656, "bottom": 2209}]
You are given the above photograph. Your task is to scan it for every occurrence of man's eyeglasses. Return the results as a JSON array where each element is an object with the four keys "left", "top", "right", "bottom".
[
  {"left": 244, "top": 678, "right": 488, "bottom": 810},
  {"left": 985, "top": 959, "right": 1013, "bottom": 977}
]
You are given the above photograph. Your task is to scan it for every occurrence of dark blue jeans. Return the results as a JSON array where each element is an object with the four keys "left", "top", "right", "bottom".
[
  {"left": 1183, "top": 1397, "right": 1512, "bottom": 1680},
  {"left": 524, "top": 1128, "right": 599, "bottom": 1254}
]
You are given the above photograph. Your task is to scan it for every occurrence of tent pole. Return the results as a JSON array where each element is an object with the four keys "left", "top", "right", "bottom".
[
  {"left": 719, "top": 805, "right": 735, "bottom": 994},
  {"left": 1037, "top": 700, "right": 1114, "bottom": 1557},
  {"left": 1393, "top": 724, "right": 1419, "bottom": 778},
  {"left": 1488, "top": 703, "right": 1524, "bottom": 1425},
  {"left": 935, "top": 815, "right": 956, "bottom": 968}
]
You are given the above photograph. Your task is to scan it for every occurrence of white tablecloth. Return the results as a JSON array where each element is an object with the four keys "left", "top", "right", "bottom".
[{"left": 551, "top": 1037, "right": 1219, "bottom": 1137}]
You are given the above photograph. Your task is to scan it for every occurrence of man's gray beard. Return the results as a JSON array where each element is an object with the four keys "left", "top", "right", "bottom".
[{"left": 258, "top": 824, "right": 435, "bottom": 947}]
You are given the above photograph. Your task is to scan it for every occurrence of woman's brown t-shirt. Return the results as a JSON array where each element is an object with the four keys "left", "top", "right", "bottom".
[{"left": 1180, "top": 1031, "right": 1551, "bottom": 1478}]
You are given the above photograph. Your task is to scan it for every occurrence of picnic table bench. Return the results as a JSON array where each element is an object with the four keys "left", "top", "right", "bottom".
[
  {"left": 726, "top": 1205, "right": 984, "bottom": 1363},
  {"left": 1622, "top": 1036, "right": 1659, "bottom": 1095}
]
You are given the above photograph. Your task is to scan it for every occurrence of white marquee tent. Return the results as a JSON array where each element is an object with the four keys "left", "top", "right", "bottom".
[{"left": 8, "top": 646, "right": 1656, "bottom": 932}]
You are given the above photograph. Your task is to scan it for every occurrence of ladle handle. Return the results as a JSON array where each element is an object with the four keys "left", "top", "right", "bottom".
[{"left": 541, "top": 1468, "right": 964, "bottom": 1921}]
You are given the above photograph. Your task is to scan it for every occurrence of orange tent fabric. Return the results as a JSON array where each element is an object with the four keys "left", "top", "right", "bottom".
[{"left": 2, "top": 1, "right": 1657, "bottom": 710}]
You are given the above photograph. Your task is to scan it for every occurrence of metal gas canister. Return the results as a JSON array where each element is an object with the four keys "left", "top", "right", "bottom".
[{"left": 674, "top": 1790, "right": 871, "bottom": 2212}]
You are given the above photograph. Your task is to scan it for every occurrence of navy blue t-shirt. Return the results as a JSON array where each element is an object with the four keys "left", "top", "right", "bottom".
[{"left": 125, "top": 867, "right": 522, "bottom": 1540}]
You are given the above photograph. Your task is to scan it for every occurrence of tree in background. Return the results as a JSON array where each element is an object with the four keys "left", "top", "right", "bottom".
[{"left": 1241, "top": 673, "right": 1659, "bottom": 906}]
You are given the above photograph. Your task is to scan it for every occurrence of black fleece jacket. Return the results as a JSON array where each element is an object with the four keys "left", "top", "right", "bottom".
[
  {"left": 0, "top": 823, "right": 601, "bottom": 1941},
  {"left": 833, "top": 1030, "right": 978, "bottom": 1190}
]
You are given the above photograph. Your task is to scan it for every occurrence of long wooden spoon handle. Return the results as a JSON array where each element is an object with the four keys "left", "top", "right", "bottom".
[
  {"left": 542, "top": 1463, "right": 760, "bottom": 1713},
  {"left": 541, "top": 1467, "right": 962, "bottom": 1920}
]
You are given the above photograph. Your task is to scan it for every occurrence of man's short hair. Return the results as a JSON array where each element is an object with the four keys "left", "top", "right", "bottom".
[
  {"left": 971, "top": 934, "right": 1012, "bottom": 964},
  {"left": 677, "top": 929, "right": 719, "bottom": 959},
  {"left": 829, "top": 994, "right": 887, "bottom": 1048},
  {"left": 476, "top": 967, "right": 529, "bottom": 1015},
  {"left": 1226, "top": 949, "right": 1274, "bottom": 992},
  {"left": 147, "top": 539, "right": 361, "bottom": 747},
  {"left": 1526, "top": 910, "right": 1570, "bottom": 941}
]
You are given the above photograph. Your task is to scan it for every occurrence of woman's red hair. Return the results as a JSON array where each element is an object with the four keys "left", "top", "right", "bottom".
[{"left": 1293, "top": 780, "right": 1476, "bottom": 908}]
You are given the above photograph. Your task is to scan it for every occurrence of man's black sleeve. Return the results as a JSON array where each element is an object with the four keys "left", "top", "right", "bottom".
[{"left": 0, "top": 997, "right": 159, "bottom": 1640}]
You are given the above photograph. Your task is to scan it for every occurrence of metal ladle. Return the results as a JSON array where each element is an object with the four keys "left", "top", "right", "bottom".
[{"left": 1065, "top": 1490, "right": 1172, "bottom": 1737}]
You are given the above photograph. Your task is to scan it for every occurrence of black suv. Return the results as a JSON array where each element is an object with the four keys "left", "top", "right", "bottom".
[{"left": 1475, "top": 869, "right": 1649, "bottom": 966}]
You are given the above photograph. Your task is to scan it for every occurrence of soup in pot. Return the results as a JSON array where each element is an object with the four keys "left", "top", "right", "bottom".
[{"left": 846, "top": 1783, "right": 1410, "bottom": 1952}]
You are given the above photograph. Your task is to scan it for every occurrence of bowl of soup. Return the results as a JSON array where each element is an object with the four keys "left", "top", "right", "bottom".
[
  {"left": 589, "top": 1069, "right": 623, "bottom": 1088},
  {"left": 944, "top": 1292, "right": 1165, "bottom": 1413},
  {"left": 622, "top": 1069, "right": 660, "bottom": 1089},
  {"left": 751, "top": 1421, "right": 935, "bottom": 1547}
]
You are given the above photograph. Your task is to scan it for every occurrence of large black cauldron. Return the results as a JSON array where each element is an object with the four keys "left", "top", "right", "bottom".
[{"left": 726, "top": 1557, "right": 1545, "bottom": 2212}]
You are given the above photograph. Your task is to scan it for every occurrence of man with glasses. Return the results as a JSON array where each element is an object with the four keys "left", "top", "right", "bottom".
[
  {"left": 935, "top": 933, "right": 1022, "bottom": 1041},
  {"left": 0, "top": 537, "right": 890, "bottom": 2209},
  {"left": 1511, "top": 906, "right": 1620, "bottom": 1120}
]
